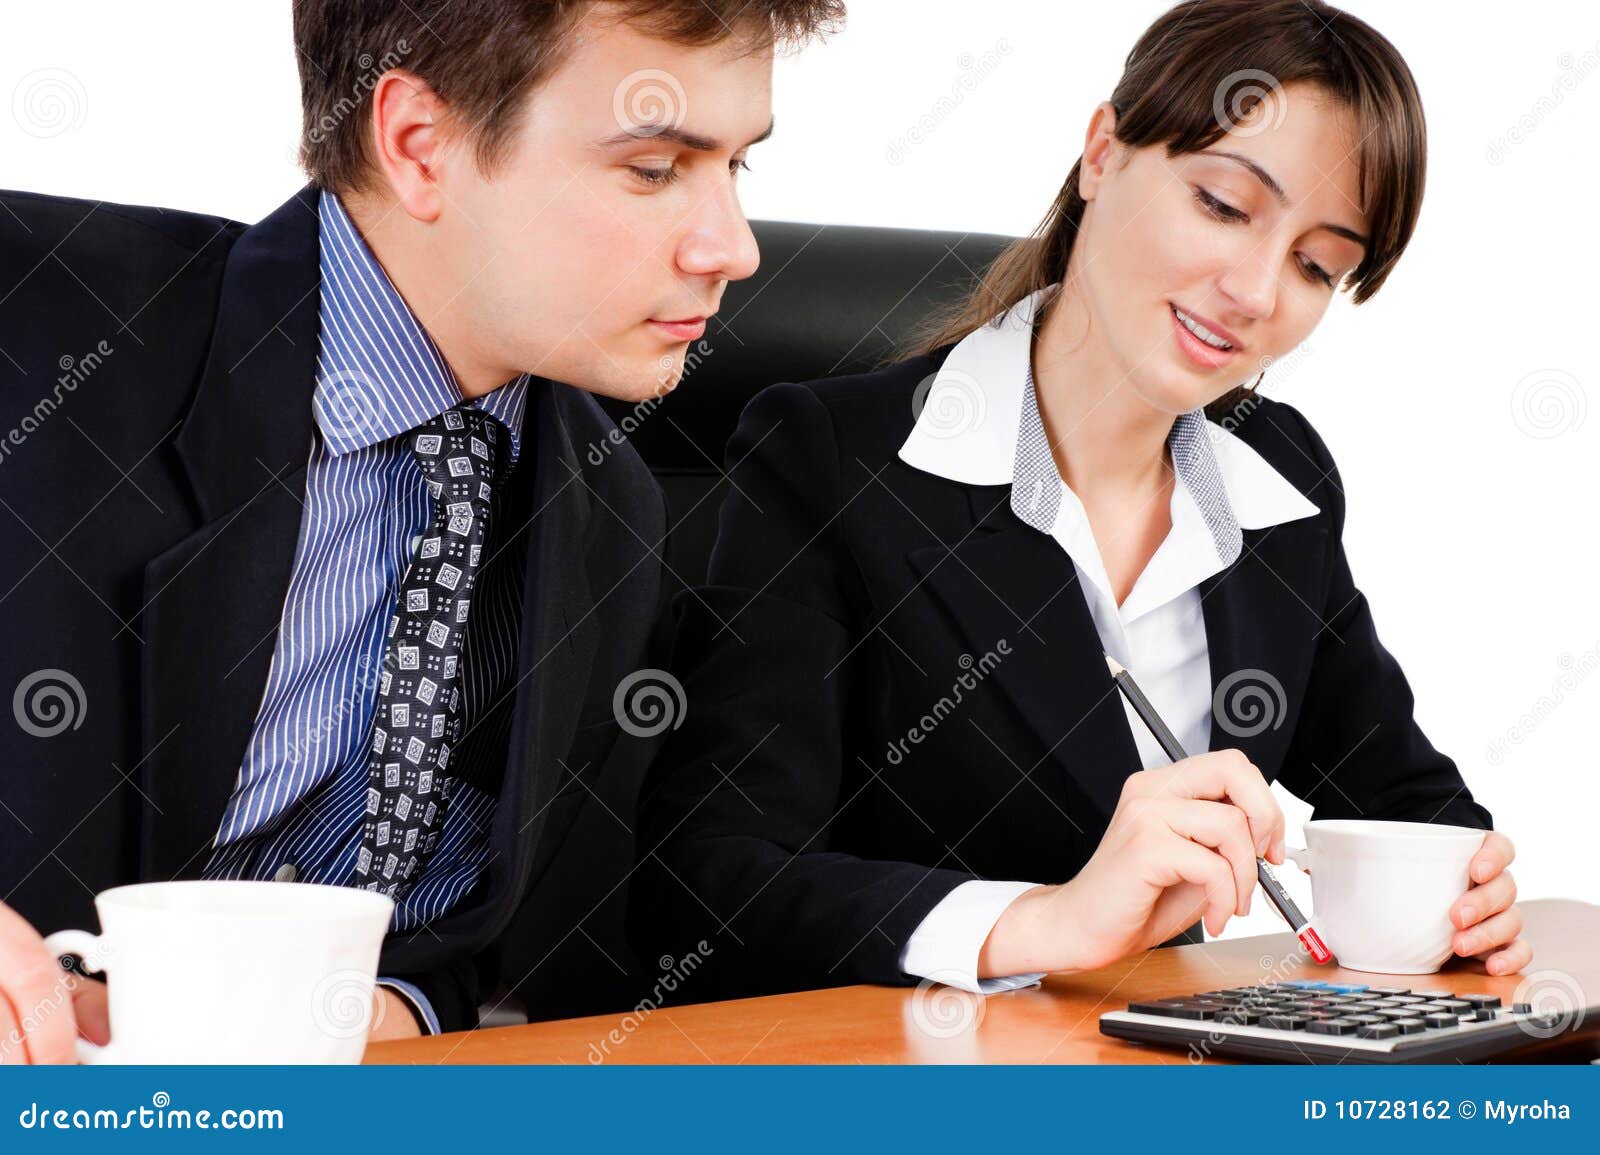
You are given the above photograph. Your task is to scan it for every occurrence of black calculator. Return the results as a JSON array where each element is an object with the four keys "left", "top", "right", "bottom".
[{"left": 1099, "top": 980, "right": 1596, "bottom": 1063}]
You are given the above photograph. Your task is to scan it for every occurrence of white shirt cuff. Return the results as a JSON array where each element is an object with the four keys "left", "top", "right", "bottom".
[{"left": 899, "top": 879, "right": 1047, "bottom": 994}]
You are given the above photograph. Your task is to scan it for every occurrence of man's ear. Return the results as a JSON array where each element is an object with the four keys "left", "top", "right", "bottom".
[
  {"left": 366, "top": 68, "right": 453, "bottom": 223},
  {"left": 1077, "top": 101, "right": 1120, "bottom": 203}
]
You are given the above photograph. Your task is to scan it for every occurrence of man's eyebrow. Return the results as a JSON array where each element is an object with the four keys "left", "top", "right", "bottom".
[
  {"left": 594, "top": 117, "right": 776, "bottom": 152},
  {"left": 1203, "top": 148, "right": 1369, "bottom": 247}
]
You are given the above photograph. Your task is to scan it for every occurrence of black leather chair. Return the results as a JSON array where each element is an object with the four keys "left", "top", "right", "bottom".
[{"left": 494, "top": 220, "right": 1016, "bottom": 1021}]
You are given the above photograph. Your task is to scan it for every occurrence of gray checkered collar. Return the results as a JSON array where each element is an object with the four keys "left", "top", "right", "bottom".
[{"left": 899, "top": 287, "right": 1320, "bottom": 614}]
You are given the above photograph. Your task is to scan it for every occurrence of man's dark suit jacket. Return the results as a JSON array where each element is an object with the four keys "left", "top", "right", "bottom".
[
  {"left": 0, "top": 186, "right": 666, "bottom": 1032},
  {"left": 629, "top": 355, "right": 1492, "bottom": 1001}
]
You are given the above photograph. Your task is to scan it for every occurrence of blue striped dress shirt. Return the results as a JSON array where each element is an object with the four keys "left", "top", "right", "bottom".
[{"left": 203, "top": 190, "right": 533, "bottom": 1031}]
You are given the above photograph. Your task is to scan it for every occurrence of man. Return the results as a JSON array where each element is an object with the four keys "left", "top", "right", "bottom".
[{"left": 0, "top": 0, "right": 841, "bottom": 1061}]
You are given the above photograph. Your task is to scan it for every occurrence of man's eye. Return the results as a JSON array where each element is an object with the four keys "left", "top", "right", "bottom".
[
  {"left": 1193, "top": 186, "right": 1248, "bottom": 224},
  {"left": 628, "top": 165, "right": 679, "bottom": 187}
]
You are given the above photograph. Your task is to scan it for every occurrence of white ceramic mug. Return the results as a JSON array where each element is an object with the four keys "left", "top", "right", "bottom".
[
  {"left": 1282, "top": 819, "right": 1486, "bottom": 974},
  {"left": 43, "top": 879, "right": 394, "bottom": 1064}
]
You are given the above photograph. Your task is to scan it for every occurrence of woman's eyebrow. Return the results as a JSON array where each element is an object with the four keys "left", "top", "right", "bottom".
[{"left": 1202, "top": 148, "right": 1369, "bottom": 247}]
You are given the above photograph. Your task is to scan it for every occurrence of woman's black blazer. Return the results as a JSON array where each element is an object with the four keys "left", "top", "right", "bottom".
[{"left": 628, "top": 345, "right": 1492, "bottom": 1000}]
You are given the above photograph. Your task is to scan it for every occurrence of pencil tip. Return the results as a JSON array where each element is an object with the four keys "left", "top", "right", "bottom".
[{"left": 1104, "top": 653, "right": 1124, "bottom": 676}]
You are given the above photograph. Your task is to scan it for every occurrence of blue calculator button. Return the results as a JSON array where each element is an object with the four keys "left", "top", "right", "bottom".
[{"left": 1325, "top": 983, "right": 1370, "bottom": 993}]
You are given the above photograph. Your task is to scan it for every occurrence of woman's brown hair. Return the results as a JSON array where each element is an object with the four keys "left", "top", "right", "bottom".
[{"left": 907, "top": 0, "right": 1426, "bottom": 422}]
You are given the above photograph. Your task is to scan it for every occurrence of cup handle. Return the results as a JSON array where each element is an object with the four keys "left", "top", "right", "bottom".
[
  {"left": 1282, "top": 843, "right": 1314, "bottom": 874},
  {"left": 41, "top": 929, "right": 113, "bottom": 1065}
]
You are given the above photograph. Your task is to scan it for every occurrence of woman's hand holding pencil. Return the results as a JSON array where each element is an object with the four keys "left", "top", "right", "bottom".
[{"left": 978, "top": 750, "right": 1287, "bottom": 978}]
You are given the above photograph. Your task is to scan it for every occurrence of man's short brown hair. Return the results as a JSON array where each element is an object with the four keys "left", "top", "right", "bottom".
[{"left": 293, "top": 0, "right": 844, "bottom": 193}]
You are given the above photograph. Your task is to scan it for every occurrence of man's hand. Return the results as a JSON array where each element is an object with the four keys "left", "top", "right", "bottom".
[
  {"left": 1451, "top": 831, "right": 1532, "bottom": 975},
  {"left": 367, "top": 986, "right": 424, "bottom": 1042},
  {"left": 0, "top": 901, "right": 107, "bottom": 1065}
]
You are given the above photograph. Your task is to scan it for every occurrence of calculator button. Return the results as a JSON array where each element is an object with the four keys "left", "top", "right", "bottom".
[
  {"left": 1216, "top": 1009, "right": 1264, "bottom": 1025},
  {"left": 1339, "top": 1003, "right": 1380, "bottom": 1013},
  {"left": 1307, "top": 1017, "right": 1360, "bottom": 1035},
  {"left": 1376, "top": 1009, "right": 1420, "bottom": 1020},
  {"left": 1413, "top": 990, "right": 1454, "bottom": 999},
  {"left": 1391, "top": 1018, "right": 1429, "bottom": 1034},
  {"left": 1129, "top": 1001, "right": 1216, "bottom": 1020},
  {"left": 1324, "top": 983, "right": 1369, "bottom": 993},
  {"left": 1263, "top": 1014, "right": 1311, "bottom": 1030},
  {"left": 1342, "top": 1015, "right": 1385, "bottom": 1026},
  {"left": 1468, "top": 1008, "right": 1497, "bottom": 1022},
  {"left": 1365, "top": 987, "right": 1410, "bottom": 996},
  {"left": 1513, "top": 1002, "right": 1533, "bottom": 1013},
  {"left": 1423, "top": 1013, "right": 1460, "bottom": 1029},
  {"left": 1462, "top": 994, "right": 1501, "bottom": 1008},
  {"left": 1358, "top": 1023, "right": 1400, "bottom": 1039},
  {"left": 1435, "top": 999, "right": 1473, "bottom": 1013},
  {"left": 1386, "top": 995, "right": 1427, "bottom": 1004}
]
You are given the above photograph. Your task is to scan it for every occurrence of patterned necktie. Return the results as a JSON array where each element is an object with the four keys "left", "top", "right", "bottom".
[{"left": 357, "top": 403, "right": 509, "bottom": 898}]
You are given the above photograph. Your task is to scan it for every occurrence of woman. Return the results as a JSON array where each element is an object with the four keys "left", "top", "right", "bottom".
[{"left": 629, "top": 0, "right": 1530, "bottom": 999}]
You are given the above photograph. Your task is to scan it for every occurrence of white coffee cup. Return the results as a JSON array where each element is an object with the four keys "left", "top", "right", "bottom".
[
  {"left": 43, "top": 879, "right": 394, "bottom": 1064},
  {"left": 1282, "top": 819, "right": 1486, "bottom": 974}
]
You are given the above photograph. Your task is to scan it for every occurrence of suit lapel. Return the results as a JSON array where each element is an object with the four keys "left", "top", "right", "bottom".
[
  {"left": 488, "top": 379, "right": 597, "bottom": 903},
  {"left": 1199, "top": 517, "right": 1331, "bottom": 775},
  {"left": 908, "top": 486, "right": 1143, "bottom": 823},
  {"left": 141, "top": 186, "right": 322, "bottom": 880}
]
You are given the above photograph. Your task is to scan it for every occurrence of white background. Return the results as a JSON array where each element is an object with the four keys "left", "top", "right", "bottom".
[{"left": 6, "top": 1, "right": 1599, "bottom": 940}]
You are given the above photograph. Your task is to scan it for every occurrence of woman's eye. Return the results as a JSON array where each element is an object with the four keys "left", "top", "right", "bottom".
[
  {"left": 731, "top": 156, "right": 752, "bottom": 177},
  {"left": 628, "top": 165, "right": 679, "bottom": 188},
  {"left": 1300, "top": 255, "right": 1336, "bottom": 287},
  {"left": 1193, "top": 186, "right": 1248, "bottom": 224}
]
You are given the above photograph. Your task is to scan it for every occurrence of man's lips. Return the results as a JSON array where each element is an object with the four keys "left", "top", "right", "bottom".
[{"left": 648, "top": 317, "right": 709, "bottom": 341}]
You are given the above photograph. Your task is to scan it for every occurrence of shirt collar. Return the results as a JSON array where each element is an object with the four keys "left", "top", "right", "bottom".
[
  {"left": 898, "top": 286, "right": 1320, "bottom": 621},
  {"left": 313, "top": 189, "right": 529, "bottom": 462}
]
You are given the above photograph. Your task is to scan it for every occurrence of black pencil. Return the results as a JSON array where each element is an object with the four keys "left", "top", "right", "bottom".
[{"left": 1103, "top": 654, "right": 1332, "bottom": 964}]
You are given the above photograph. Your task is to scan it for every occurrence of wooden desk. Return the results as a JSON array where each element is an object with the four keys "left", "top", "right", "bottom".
[{"left": 366, "top": 898, "right": 1599, "bottom": 1064}]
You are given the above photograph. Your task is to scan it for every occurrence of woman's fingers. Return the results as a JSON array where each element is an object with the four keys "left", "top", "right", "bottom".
[
  {"left": 1454, "top": 869, "right": 1516, "bottom": 930},
  {"left": 68, "top": 977, "right": 109, "bottom": 1047},
  {"left": 1454, "top": 903, "right": 1523, "bottom": 959},
  {"left": 1149, "top": 750, "right": 1285, "bottom": 862},
  {"left": 1158, "top": 798, "right": 1258, "bottom": 918},
  {"left": 1480, "top": 936, "right": 1533, "bottom": 976},
  {"left": 0, "top": 903, "right": 78, "bottom": 1065},
  {"left": 1469, "top": 831, "right": 1515, "bottom": 886},
  {"left": 1150, "top": 834, "right": 1239, "bottom": 936}
]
